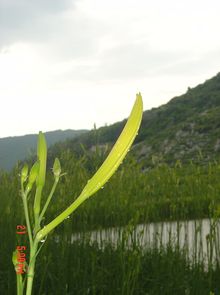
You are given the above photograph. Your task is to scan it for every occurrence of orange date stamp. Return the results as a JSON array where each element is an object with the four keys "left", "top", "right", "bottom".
[{"left": 16, "top": 225, "right": 27, "bottom": 274}]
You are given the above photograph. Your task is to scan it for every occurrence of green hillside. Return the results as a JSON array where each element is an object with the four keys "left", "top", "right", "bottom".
[
  {"left": 0, "top": 129, "right": 87, "bottom": 171},
  {"left": 1, "top": 72, "right": 220, "bottom": 171},
  {"left": 50, "top": 73, "right": 220, "bottom": 168}
]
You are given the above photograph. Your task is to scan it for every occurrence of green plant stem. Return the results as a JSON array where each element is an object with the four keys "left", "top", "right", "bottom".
[
  {"left": 38, "top": 178, "right": 59, "bottom": 225},
  {"left": 21, "top": 190, "right": 33, "bottom": 247},
  {"left": 17, "top": 274, "right": 23, "bottom": 295},
  {"left": 33, "top": 186, "right": 43, "bottom": 235},
  {"left": 21, "top": 182, "right": 38, "bottom": 294},
  {"left": 36, "top": 192, "right": 87, "bottom": 241},
  {"left": 26, "top": 241, "right": 39, "bottom": 295}
]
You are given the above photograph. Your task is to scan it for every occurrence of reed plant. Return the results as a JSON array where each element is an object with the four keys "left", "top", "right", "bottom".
[
  {"left": 0, "top": 147, "right": 219, "bottom": 293},
  {"left": 16, "top": 226, "right": 220, "bottom": 295}
]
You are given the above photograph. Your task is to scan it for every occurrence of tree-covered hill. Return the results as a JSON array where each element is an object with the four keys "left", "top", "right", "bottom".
[
  {"left": 0, "top": 129, "right": 87, "bottom": 171},
  {"left": 1, "top": 72, "right": 220, "bottom": 171},
  {"left": 50, "top": 73, "right": 220, "bottom": 168}
]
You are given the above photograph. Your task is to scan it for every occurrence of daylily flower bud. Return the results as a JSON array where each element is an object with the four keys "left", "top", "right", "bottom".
[
  {"left": 53, "top": 158, "right": 61, "bottom": 179},
  {"left": 12, "top": 250, "right": 18, "bottom": 266},
  {"left": 26, "top": 161, "right": 40, "bottom": 192},
  {"left": 36, "top": 131, "right": 47, "bottom": 187},
  {"left": 21, "top": 164, "right": 28, "bottom": 183}
]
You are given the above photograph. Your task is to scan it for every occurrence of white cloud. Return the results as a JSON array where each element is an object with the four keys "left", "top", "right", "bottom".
[
  {"left": 0, "top": 0, "right": 76, "bottom": 46},
  {"left": 0, "top": 0, "right": 220, "bottom": 137}
]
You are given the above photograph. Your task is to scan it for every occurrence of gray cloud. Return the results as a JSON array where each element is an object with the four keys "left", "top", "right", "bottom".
[
  {"left": 0, "top": 0, "right": 74, "bottom": 25},
  {"left": 41, "top": 15, "right": 107, "bottom": 61},
  {"left": 61, "top": 42, "right": 192, "bottom": 81},
  {"left": 1, "top": 0, "right": 219, "bottom": 85},
  {"left": 0, "top": 0, "right": 107, "bottom": 63},
  {"left": 0, "top": 0, "right": 77, "bottom": 47},
  {"left": 154, "top": 49, "right": 220, "bottom": 77},
  {"left": 98, "top": 43, "right": 188, "bottom": 78},
  {"left": 76, "top": 43, "right": 220, "bottom": 82}
]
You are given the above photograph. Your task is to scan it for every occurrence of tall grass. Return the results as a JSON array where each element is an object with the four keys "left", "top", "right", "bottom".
[
  {"left": 1, "top": 149, "right": 220, "bottom": 293},
  {"left": 49, "top": 152, "right": 220, "bottom": 230},
  {"left": 13, "top": 224, "right": 220, "bottom": 294}
]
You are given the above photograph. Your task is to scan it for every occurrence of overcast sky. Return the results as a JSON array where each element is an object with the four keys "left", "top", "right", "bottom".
[{"left": 1, "top": 0, "right": 220, "bottom": 138}]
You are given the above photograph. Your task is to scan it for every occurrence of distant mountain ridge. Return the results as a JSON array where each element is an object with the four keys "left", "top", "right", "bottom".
[
  {"left": 0, "top": 129, "right": 87, "bottom": 171},
  {"left": 1, "top": 73, "right": 220, "bottom": 171},
  {"left": 49, "top": 73, "right": 220, "bottom": 167}
]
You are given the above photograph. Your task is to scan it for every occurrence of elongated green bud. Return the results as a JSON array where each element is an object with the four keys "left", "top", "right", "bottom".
[
  {"left": 53, "top": 158, "right": 61, "bottom": 179},
  {"left": 36, "top": 131, "right": 47, "bottom": 187},
  {"left": 36, "top": 93, "right": 143, "bottom": 241},
  {"left": 21, "top": 164, "right": 28, "bottom": 184},
  {"left": 12, "top": 250, "right": 18, "bottom": 266},
  {"left": 12, "top": 250, "right": 25, "bottom": 274},
  {"left": 29, "top": 161, "right": 40, "bottom": 184},
  {"left": 26, "top": 161, "right": 40, "bottom": 192},
  {"left": 34, "top": 132, "right": 47, "bottom": 226}
]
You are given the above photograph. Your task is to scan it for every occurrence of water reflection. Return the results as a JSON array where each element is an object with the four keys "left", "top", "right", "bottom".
[{"left": 58, "top": 218, "right": 220, "bottom": 267}]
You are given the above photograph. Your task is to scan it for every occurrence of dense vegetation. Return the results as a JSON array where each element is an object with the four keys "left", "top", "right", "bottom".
[
  {"left": 0, "top": 129, "right": 87, "bottom": 171},
  {"left": 1, "top": 147, "right": 220, "bottom": 294}
]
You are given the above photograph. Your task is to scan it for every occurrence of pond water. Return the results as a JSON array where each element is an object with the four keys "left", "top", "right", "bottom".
[{"left": 65, "top": 218, "right": 220, "bottom": 266}]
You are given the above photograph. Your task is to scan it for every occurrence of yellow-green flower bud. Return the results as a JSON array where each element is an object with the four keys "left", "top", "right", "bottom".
[
  {"left": 12, "top": 250, "right": 18, "bottom": 266},
  {"left": 21, "top": 164, "right": 28, "bottom": 183},
  {"left": 36, "top": 131, "right": 47, "bottom": 187},
  {"left": 53, "top": 158, "right": 61, "bottom": 179},
  {"left": 26, "top": 161, "right": 40, "bottom": 191}
]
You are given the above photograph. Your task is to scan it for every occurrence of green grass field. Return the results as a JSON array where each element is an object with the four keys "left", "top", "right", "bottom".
[{"left": 1, "top": 151, "right": 220, "bottom": 294}]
